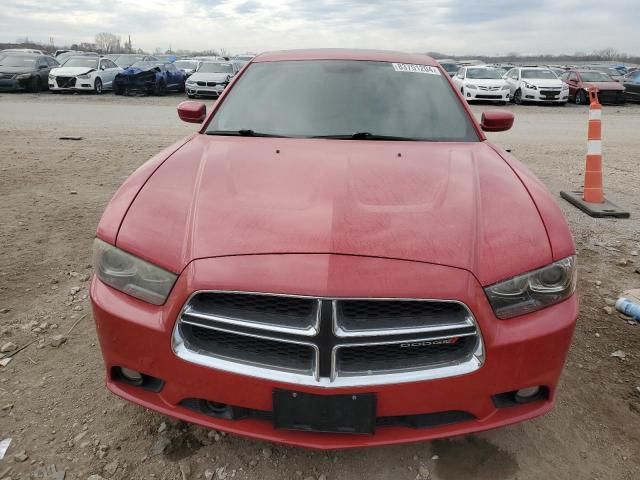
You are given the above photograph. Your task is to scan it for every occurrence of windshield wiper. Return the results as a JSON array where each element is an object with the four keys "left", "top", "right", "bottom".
[
  {"left": 206, "top": 129, "right": 288, "bottom": 138},
  {"left": 312, "top": 132, "right": 417, "bottom": 141}
]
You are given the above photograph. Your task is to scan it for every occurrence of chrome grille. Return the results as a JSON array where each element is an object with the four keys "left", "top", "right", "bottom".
[{"left": 173, "top": 291, "right": 484, "bottom": 387}]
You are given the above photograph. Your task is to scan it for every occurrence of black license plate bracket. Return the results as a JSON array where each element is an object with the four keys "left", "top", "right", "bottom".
[{"left": 273, "top": 389, "right": 376, "bottom": 434}]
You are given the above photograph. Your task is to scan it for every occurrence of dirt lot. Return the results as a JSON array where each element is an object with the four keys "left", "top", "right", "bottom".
[{"left": 0, "top": 93, "right": 639, "bottom": 480}]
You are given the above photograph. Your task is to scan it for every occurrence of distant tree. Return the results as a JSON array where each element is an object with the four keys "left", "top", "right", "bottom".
[
  {"left": 594, "top": 48, "right": 619, "bottom": 60},
  {"left": 95, "top": 32, "right": 121, "bottom": 53},
  {"left": 78, "top": 42, "right": 96, "bottom": 52}
]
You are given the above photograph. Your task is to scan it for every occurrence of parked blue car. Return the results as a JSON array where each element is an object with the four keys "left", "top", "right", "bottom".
[{"left": 113, "top": 61, "right": 186, "bottom": 95}]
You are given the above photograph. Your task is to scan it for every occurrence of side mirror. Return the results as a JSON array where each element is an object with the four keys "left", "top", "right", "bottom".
[
  {"left": 177, "top": 101, "right": 206, "bottom": 124},
  {"left": 39, "top": 64, "right": 48, "bottom": 69},
  {"left": 480, "top": 110, "right": 514, "bottom": 132}
]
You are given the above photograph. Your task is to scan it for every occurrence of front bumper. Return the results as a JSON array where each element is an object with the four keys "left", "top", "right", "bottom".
[
  {"left": 595, "top": 89, "right": 626, "bottom": 105},
  {"left": 0, "top": 77, "right": 27, "bottom": 91},
  {"left": 186, "top": 83, "right": 226, "bottom": 97},
  {"left": 465, "top": 89, "right": 510, "bottom": 102},
  {"left": 49, "top": 77, "right": 94, "bottom": 91},
  {"left": 90, "top": 254, "right": 577, "bottom": 449},
  {"left": 522, "top": 87, "right": 569, "bottom": 103}
]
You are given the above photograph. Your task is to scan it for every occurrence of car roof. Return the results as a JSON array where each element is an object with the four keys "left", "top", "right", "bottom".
[
  {"left": 253, "top": 49, "right": 438, "bottom": 66},
  {"left": 65, "top": 55, "right": 99, "bottom": 60}
]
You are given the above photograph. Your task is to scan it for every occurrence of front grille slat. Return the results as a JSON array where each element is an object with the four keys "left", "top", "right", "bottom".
[
  {"left": 336, "top": 299, "right": 472, "bottom": 336},
  {"left": 174, "top": 292, "right": 483, "bottom": 387},
  {"left": 56, "top": 76, "right": 76, "bottom": 88},
  {"left": 180, "top": 322, "right": 315, "bottom": 374},
  {"left": 336, "top": 335, "right": 477, "bottom": 377},
  {"left": 186, "top": 292, "right": 319, "bottom": 334}
]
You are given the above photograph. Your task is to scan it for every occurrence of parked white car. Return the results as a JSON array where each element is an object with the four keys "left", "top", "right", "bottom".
[
  {"left": 452, "top": 66, "right": 510, "bottom": 103},
  {"left": 174, "top": 59, "right": 201, "bottom": 77},
  {"left": 185, "top": 61, "right": 239, "bottom": 98},
  {"left": 504, "top": 67, "right": 569, "bottom": 105},
  {"left": 48, "top": 56, "right": 121, "bottom": 94}
]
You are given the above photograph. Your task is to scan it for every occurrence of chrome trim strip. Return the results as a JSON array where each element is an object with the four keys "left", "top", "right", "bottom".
[
  {"left": 173, "top": 327, "right": 483, "bottom": 388},
  {"left": 331, "top": 333, "right": 479, "bottom": 380},
  {"left": 179, "top": 291, "right": 322, "bottom": 337},
  {"left": 331, "top": 299, "right": 475, "bottom": 338},
  {"left": 183, "top": 302, "right": 321, "bottom": 337}
]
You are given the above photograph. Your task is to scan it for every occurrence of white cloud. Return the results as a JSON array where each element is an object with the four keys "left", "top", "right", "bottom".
[{"left": 0, "top": 0, "right": 638, "bottom": 56}]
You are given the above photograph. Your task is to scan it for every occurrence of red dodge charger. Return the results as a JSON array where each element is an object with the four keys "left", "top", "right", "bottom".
[{"left": 90, "top": 49, "right": 578, "bottom": 449}]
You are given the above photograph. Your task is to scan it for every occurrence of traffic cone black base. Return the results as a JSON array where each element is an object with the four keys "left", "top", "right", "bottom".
[{"left": 560, "top": 190, "right": 630, "bottom": 218}]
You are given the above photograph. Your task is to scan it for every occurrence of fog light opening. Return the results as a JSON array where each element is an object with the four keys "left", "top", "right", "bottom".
[
  {"left": 203, "top": 401, "right": 229, "bottom": 415},
  {"left": 111, "top": 366, "right": 165, "bottom": 392},
  {"left": 515, "top": 386, "right": 541, "bottom": 403},
  {"left": 120, "top": 367, "right": 144, "bottom": 385},
  {"left": 492, "top": 386, "right": 549, "bottom": 408}
]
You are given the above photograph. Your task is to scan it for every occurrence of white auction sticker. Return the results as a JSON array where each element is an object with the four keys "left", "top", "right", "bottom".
[{"left": 392, "top": 63, "right": 441, "bottom": 75}]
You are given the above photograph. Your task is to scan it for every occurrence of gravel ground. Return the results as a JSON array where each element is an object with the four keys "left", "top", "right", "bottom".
[{"left": 0, "top": 92, "right": 639, "bottom": 480}]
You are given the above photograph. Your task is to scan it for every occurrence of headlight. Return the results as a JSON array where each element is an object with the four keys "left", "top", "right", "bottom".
[
  {"left": 186, "top": 79, "right": 195, "bottom": 84},
  {"left": 485, "top": 256, "right": 576, "bottom": 319},
  {"left": 93, "top": 239, "right": 177, "bottom": 305},
  {"left": 523, "top": 82, "right": 537, "bottom": 90},
  {"left": 561, "top": 84, "right": 569, "bottom": 91},
  {"left": 48, "top": 74, "right": 55, "bottom": 80},
  {"left": 501, "top": 84, "right": 510, "bottom": 91},
  {"left": 465, "top": 84, "right": 478, "bottom": 90},
  {"left": 16, "top": 73, "right": 32, "bottom": 80},
  {"left": 77, "top": 74, "right": 91, "bottom": 79}
]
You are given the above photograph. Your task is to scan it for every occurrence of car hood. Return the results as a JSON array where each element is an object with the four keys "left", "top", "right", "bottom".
[
  {"left": 50, "top": 67, "right": 95, "bottom": 76},
  {"left": 524, "top": 78, "right": 563, "bottom": 88},
  {"left": 0, "top": 66, "right": 36, "bottom": 74},
  {"left": 583, "top": 81, "right": 624, "bottom": 91},
  {"left": 465, "top": 78, "right": 506, "bottom": 87},
  {"left": 188, "top": 72, "right": 231, "bottom": 82},
  {"left": 116, "top": 136, "right": 553, "bottom": 285},
  {"left": 120, "top": 65, "right": 159, "bottom": 76}
]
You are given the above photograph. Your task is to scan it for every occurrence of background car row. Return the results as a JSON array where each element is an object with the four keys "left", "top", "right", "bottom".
[
  {"left": 439, "top": 59, "right": 640, "bottom": 105},
  {"left": 0, "top": 49, "right": 252, "bottom": 97}
]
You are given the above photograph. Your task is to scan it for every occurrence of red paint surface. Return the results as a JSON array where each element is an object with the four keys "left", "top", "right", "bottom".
[
  {"left": 91, "top": 253, "right": 577, "bottom": 449},
  {"left": 91, "top": 50, "right": 578, "bottom": 448}
]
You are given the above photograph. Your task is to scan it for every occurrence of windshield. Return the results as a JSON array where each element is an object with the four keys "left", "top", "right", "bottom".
[
  {"left": 591, "top": 67, "right": 619, "bottom": 76},
  {"left": 206, "top": 60, "right": 477, "bottom": 142},
  {"left": 198, "top": 62, "right": 233, "bottom": 73},
  {"left": 175, "top": 61, "right": 198, "bottom": 70},
  {"left": 466, "top": 68, "right": 503, "bottom": 79},
  {"left": 439, "top": 62, "right": 458, "bottom": 73},
  {"left": 522, "top": 69, "right": 557, "bottom": 79},
  {"left": 580, "top": 72, "right": 614, "bottom": 82},
  {"left": 62, "top": 57, "right": 98, "bottom": 68},
  {"left": 114, "top": 55, "right": 146, "bottom": 67},
  {"left": 130, "top": 61, "right": 159, "bottom": 69},
  {"left": 0, "top": 56, "right": 36, "bottom": 68}
]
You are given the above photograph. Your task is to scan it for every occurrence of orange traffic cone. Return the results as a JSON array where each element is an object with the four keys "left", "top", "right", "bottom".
[
  {"left": 583, "top": 89, "right": 604, "bottom": 203},
  {"left": 560, "top": 87, "right": 629, "bottom": 218}
]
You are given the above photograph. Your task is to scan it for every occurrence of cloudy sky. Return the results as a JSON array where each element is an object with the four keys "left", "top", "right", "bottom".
[{"left": 1, "top": 0, "right": 638, "bottom": 56}]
